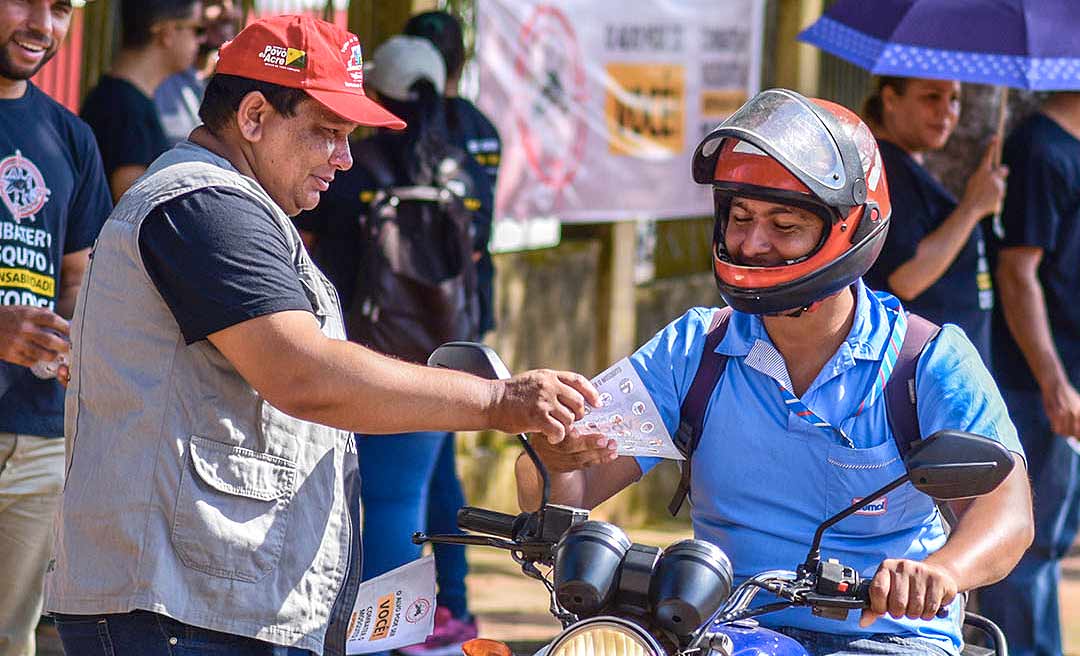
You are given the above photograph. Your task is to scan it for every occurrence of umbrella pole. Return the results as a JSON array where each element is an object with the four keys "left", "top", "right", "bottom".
[
  {"left": 991, "top": 85, "right": 1008, "bottom": 238},
  {"left": 993, "top": 85, "right": 1008, "bottom": 167}
]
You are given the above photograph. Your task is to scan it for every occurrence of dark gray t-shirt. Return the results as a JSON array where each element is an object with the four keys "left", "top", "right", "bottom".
[{"left": 138, "top": 186, "right": 313, "bottom": 344}]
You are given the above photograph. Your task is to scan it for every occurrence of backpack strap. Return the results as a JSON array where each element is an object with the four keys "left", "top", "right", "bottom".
[
  {"left": 668, "top": 306, "right": 734, "bottom": 516},
  {"left": 884, "top": 313, "right": 941, "bottom": 459}
]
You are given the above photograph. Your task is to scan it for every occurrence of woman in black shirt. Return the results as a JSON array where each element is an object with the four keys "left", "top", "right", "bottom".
[{"left": 862, "top": 77, "right": 1007, "bottom": 364}]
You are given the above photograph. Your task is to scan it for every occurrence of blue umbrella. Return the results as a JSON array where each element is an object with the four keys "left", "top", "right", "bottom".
[{"left": 798, "top": 0, "right": 1080, "bottom": 90}]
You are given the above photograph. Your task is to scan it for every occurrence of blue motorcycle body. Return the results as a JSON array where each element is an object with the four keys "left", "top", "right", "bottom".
[{"left": 713, "top": 623, "right": 809, "bottom": 656}]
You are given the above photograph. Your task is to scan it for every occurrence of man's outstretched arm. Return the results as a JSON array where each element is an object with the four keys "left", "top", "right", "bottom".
[{"left": 210, "top": 309, "right": 599, "bottom": 442}]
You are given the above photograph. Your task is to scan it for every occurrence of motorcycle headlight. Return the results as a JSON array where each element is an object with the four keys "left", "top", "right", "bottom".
[{"left": 548, "top": 617, "right": 663, "bottom": 656}]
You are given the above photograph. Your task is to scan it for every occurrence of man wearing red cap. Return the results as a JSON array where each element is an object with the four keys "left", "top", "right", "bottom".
[{"left": 43, "top": 16, "right": 599, "bottom": 656}]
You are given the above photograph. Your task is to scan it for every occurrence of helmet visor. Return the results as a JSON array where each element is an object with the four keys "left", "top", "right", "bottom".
[{"left": 698, "top": 89, "right": 848, "bottom": 192}]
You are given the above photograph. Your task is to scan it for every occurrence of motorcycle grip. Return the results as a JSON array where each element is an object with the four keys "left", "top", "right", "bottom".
[
  {"left": 853, "top": 579, "right": 950, "bottom": 618},
  {"left": 457, "top": 506, "right": 522, "bottom": 539}
]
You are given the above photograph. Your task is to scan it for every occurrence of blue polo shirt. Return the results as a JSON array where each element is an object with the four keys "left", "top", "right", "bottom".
[{"left": 632, "top": 280, "right": 1021, "bottom": 651}]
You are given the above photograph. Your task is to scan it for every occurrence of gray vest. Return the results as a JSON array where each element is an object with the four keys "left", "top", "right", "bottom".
[{"left": 45, "top": 142, "right": 361, "bottom": 655}]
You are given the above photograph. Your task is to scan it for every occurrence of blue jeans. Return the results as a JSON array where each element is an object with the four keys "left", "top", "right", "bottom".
[
  {"left": 53, "top": 610, "right": 311, "bottom": 655},
  {"left": 979, "top": 387, "right": 1080, "bottom": 656},
  {"left": 777, "top": 628, "right": 954, "bottom": 656},
  {"left": 428, "top": 433, "right": 471, "bottom": 619},
  {"left": 357, "top": 431, "right": 449, "bottom": 656}
]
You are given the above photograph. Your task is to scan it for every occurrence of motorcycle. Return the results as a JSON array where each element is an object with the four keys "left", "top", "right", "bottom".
[{"left": 416, "top": 342, "right": 1013, "bottom": 656}]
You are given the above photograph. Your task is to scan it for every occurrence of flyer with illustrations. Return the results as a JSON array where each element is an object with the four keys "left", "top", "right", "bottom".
[
  {"left": 574, "top": 357, "right": 683, "bottom": 460},
  {"left": 346, "top": 556, "right": 437, "bottom": 654}
]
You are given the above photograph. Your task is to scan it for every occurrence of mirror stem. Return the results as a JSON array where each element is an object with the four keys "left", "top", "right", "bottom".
[
  {"left": 518, "top": 433, "right": 551, "bottom": 509},
  {"left": 803, "top": 474, "right": 910, "bottom": 570}
]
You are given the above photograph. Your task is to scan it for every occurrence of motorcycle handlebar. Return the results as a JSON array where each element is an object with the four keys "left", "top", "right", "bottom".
[
  {"left": 854, "top": 579, "right": 872, "bottom": 604},
  {"left": 457, "top": 506, "right": 524, "bottom": 539},
  {"left": 852, "top": 578, "right": 949, "bottom": 618}
]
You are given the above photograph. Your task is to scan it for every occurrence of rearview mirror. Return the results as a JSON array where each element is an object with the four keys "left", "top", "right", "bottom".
[
  {"left": 904, "top": 430, "right": 1014, "bottom": 500},
  {"left": 426, "top": 341, "right": 554, "bottom": 513},
  {"left": 427, "top": 342, "right": 512, "bottom": 381}
]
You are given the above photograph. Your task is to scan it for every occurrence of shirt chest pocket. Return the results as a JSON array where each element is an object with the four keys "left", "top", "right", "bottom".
[{"left": 824, "top": 440, "right": 936, "bottom": 538}]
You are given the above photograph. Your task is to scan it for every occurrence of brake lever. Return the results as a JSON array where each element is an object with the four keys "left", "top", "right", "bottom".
[{"left": 411, "top": 531, "right": 519, "bottom": 550}]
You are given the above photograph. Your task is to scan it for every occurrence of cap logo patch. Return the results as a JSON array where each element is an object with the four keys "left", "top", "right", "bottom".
[
  {"left": 258, "top": 44, "right": 306, "bottom": 71},
  {"left": 342, "top": 37, "right": 364, "bottom": 88},
  {"left": 285, "top": 48, "right": 307, "bottom": 69}
]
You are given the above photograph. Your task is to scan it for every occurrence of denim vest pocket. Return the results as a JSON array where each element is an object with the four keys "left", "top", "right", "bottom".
[{"left": 171, "top": 435, "right": 297, "bottom": 582}]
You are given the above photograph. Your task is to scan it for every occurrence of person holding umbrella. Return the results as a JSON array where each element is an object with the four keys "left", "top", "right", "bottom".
[
  {"left": 861, "top": 76, "right": 1007, "bottom": 365},
  {"left": 978, "top": 90, "right": 1080, "bottom": 656}
]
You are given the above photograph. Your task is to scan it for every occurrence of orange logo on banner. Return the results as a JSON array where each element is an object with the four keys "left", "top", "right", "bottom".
[
  {"left": 605, "top": 63, "right": 685, "bottom": 156},
  {"left": 371, "top": 593, "right": 396, "bottom": 640},
  {"left": 700, "top": 90, "right": 747, "bottom": 120}
]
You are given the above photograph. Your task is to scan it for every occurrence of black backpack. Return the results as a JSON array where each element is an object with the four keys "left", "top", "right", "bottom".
[
  {"left": 668, "top": 306, "right": 941, "bottom": 516},
  {"left": 345, "top": 138, "right": 479, "bottom": 365}
]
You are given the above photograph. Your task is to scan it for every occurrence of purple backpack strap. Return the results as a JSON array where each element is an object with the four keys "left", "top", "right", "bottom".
[
  {"left": 884, "top": 313, "right": 941, "bottom": 458},
  {"left": 668, "top": 306, "right": 734, "bottom": 516}
]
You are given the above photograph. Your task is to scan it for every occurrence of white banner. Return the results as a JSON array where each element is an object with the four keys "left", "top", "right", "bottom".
[{"left": 476, "top": 0, "right": 764, "bottom": 223}]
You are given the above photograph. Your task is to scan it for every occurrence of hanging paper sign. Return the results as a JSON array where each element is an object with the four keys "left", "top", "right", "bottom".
[{"left": 476, "top": 0, "right": 764, "bottom": 223}]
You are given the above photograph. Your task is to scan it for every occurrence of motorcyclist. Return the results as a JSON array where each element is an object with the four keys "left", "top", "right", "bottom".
[{"left": 515, "top": 89, "right": 1034, "bottom": 656}]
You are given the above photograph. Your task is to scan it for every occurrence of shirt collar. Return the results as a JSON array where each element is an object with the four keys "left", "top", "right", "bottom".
[{"left": 715, "top": 279, "right": 899, "bottom": 363}]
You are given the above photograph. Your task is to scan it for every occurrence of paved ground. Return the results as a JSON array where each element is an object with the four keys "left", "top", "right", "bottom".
[{"left": 35, "top": 527, "right": 1079, "bottom": 655}]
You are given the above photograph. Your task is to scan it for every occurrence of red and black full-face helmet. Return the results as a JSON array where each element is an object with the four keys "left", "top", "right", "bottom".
[{"left": 691, "top": 88, "right": 891, "bottom": 315}]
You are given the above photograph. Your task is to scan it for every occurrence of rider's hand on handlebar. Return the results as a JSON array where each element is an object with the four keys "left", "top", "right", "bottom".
[
  {"left": 858, "top": 558, "right": 958, "bottom": 627},
  {"left": 489, "top": 369, "right": 601, "bottom": 444}
]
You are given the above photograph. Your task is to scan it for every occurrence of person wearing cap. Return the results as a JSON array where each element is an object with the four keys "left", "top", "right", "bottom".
[
  {"left": 404, "top": 10, "right": 500, "bottom": 339},
  {"left": 516, "top": 90, "right": 1032, "bottom": 655},
  {"left": 295, "top": 33, "right": 488, "bottom": 656},
  {"left": 43, "top": 16, "right": 599, "bottom": 656}
]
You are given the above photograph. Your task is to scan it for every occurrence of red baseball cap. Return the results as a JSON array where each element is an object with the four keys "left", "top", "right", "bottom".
[{"left": 215, "top": 14, "right": 405, "bottom": 129}]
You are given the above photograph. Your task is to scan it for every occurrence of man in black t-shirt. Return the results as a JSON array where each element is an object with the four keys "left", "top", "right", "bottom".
[
  {"left": 0, "top": 1, "right": 112, "bottom": 653},
  {"left": 81, "top": 0, "right": 204, "bottom": 201},
  {"left": 979, "top": 93, "right": 1080, "bottom": 656}
]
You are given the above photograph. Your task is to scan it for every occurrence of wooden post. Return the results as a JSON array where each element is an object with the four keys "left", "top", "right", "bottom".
[
  {"left": 79, "top": 0, "right": 116, "bottom": 99},
  {"left": 773, "top": 0, "right": 824, "bottom": 96},
  {"left": 348, "top": 1, "right": 436, "bottom": 49},
  {"left": 564, "top": 222, "right": 639, "bottom": 374}
]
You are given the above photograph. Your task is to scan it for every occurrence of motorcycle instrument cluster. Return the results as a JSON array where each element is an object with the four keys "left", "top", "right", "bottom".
[{"left": 553, "top": 521, "right": 734, "bottom": 640}]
